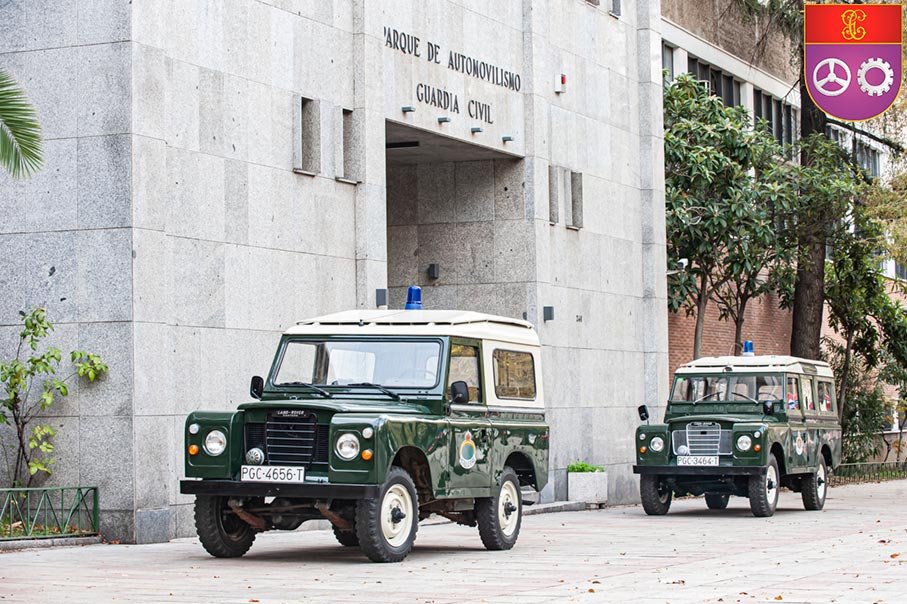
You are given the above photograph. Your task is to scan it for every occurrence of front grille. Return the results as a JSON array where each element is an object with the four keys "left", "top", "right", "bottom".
[
  {"left": 672, "top": 422, "right": 732, "bottom": 456},
  {"left": 266, "top": 413, "right": 318, "bottom": 466}
]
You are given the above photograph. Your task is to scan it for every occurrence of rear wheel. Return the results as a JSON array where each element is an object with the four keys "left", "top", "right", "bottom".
[
  {"left": 356, "top": 467, "right": 419, "bottom": 563},
  {"left": 476, "top": 467, "right": 522, "bottom": 551},
  {"left": 748, "top": 456, "right": 780, "bottom": 517},
  {"left": 194, "top": 495, "right": 257, "bottom": 558},
  {"left": 640, "top": 475, "right": 672, "bottom": 515},
  {"left": 705, "top": 493, "right": 729, "bottom": 510},
  {"left": 801, "top": 456, "right": 828, "bottom": 511}
]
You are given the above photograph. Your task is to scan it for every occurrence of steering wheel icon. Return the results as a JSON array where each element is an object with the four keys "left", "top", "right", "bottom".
[{"left": 812, "top": 58, "right": 851, "bottom": 96}]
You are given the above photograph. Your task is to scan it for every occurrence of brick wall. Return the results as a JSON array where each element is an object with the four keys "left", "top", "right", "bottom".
[{"left": 668, "top": 291, "right": 793, "bottom": 377}]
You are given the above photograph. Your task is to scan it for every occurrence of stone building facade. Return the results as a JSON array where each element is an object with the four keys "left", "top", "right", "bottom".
[{"left": 0, "top": 0, "right": 668, "bottom": 543}]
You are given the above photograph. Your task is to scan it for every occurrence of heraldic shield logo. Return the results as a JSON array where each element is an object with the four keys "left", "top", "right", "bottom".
[{"left": 805, "top": 3, "right": 903, "bottom": 121}]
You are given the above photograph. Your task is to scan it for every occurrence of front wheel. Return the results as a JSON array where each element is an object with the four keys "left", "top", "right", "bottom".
[
  {"left": 355, "top": 467, "right": 419, "bottom": 562},
  {"left": 476, "top": 467, "right": 522, "bottom": 551},
  {"left": 801, "top": 456, "right": 828, "bottom": 511},
  {"left": 640, "top": 475, "right": 672, "bottom": 515},
  {"left": 194, "top": 495, "right": 257, "bottom": 558},
  {"left": 748, "top": 456, "right": 780, "bottom": 517},
  {"left": 705, "top": 493, "right": 729, "bottom": 510}
]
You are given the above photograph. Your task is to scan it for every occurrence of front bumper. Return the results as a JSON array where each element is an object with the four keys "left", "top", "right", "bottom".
[
  {"left": 633, "top": 465, "right": 766, "bottom": 477},
  {"left": 180, "top": 479, "right": 380, "bottom": 499}
]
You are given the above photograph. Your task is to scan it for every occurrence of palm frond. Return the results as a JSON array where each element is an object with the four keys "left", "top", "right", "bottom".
[{"left": 0, "top": 70, "right": 43, "bottom": 179}]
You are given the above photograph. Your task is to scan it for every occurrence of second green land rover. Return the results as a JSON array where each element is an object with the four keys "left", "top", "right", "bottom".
[{"left": 633, "top": 354, "right": 841, "bottom": 517}]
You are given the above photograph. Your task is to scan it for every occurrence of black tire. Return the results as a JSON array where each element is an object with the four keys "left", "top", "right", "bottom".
[
  {"left": 705, "top": 493, "right": 730, "bottom": 510},
  {"left": 194, "top": 495, "right": 256, "bottom": 558},
  {"left": 640, "top": 475, "right": 672, "bottom": 515},
  {"left": 802, "top": 456, "right": 828, "bottom": 511},
  {"left": 476, "top": 467, "right": 522, "bottom": 551},
  {"left": 748, "top": 455, "right": 780, "bottom": 517},
  {"left": 355, "top": 466, "right": 419, "bottom": 563},
  {"left": 333, "top": 524, "right": 360, "bottom": 547}
]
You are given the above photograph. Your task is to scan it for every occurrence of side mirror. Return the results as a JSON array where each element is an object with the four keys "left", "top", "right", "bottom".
[
  {"left": 763, "top": 400, "right": 774, "bottom": 416},
  {"left": 637, "top": 405, "right": 650, "bottom": 422},
  {"left": 250, "top": 375, "right": 264, "bottom": 400},
  {"left": 450, "top": 380, "right": 469, "bottom": 405}
]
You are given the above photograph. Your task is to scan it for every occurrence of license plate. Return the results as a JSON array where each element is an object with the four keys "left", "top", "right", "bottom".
[
  {"left": 677, "top": 456, "right": 718, "bottom": 466},
  {"left": 240, "top": 465, "right": 306, "bottom": 483}
]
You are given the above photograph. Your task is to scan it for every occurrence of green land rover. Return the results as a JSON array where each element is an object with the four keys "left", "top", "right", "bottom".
[
  {"left": 633, "top": 354, "right": 841, "bottom": 517},
  {"left": 180, "top": 300, "right": 549, "bottom": 563}
]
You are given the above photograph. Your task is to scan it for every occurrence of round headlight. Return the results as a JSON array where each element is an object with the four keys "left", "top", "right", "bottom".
[
  {"left": 204, "top": 430, "right": 227, "bottom": 456},
  {"left": 650, "top": 436, "right": 665, "bottom": 452},
  {"left": 362, "top": 427, "right": 374, "bottom": 439},
  {"left": 336, "top": 433, "right": 360, "bottom": 460},
  {"left": 736, "top": 435, "right": 752, "bottom": 452},
  {"left": 188, "top": 423, "right": 200, "bottom": 435}
]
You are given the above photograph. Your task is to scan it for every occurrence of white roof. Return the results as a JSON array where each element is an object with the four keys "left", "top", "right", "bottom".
[
  {"left": 676, "top": 355, "right": 834, "bottom": 378},
  {"left": 284, "top": 310, "right": 540, "bottom": 347}
]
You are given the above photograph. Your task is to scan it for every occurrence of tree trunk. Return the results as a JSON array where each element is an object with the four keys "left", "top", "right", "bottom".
[
  {"left": 734, "top": 297, "right": 749, "bottom": 355},
  {"left": 693, "top": 274, "right": 709, "bottom": 360},
  {"left": 789, "top": 61, "right": 830, "bottom": 360},
  {"left": 790, "top": 236, "right": 826, "bottom": 360},
  {"left": 838, "top": 331, "right": 854, "bottom": 422}
]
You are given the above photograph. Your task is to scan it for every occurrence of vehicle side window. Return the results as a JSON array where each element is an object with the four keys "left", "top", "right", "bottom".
[
  {"left": 817, "top": 380, "right": 834, "bottom": 414},
  {"left": 802, "top": 377, "right": 815, "bottom": 412},
  {"left": 448, "top": 344, "right": 481, "bottom": 402},
  {"left": 493, "top": 349, "right": 536, "bottom": 400},
  {"left": 786, "top": 376, "right": 801, "bottom": 412}
]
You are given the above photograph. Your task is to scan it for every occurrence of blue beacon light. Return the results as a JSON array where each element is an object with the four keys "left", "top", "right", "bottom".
[
  {"left": 742, "top": 340, "right": 755, "bottom": 356},
  {"left": 404, "top": 285, "right": 423, "bottom": 310}
]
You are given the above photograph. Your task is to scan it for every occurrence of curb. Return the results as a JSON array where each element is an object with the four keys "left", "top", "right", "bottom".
[
  {"left": 524, "top": 501, "right": 591, "bottom": 515},
  {"left": 0, "top": 535, "right": 102, "bottom": 552}
]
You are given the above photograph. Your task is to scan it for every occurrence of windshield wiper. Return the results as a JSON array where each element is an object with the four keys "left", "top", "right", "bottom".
[
  {"left": 731, "top": 392, "right": 761, "bottom": 404},
  {"left": 279, "top": 382, "right": 333, "bottom": 398},
  {"left": 346, "top": 382, "right": 401, "bottom": 401},
  {"left": 692, "top": 391, "right": 722, "bottom": 404}
]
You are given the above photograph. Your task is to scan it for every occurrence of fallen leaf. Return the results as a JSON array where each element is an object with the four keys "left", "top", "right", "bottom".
[
  {"left": 249, "top": 600, "right": 260, "bottom": 603},
  {"left": 775, "top": 596, "right": 784, "bottom": 601},
  {"left": 588, "top": 589, "right": 595, "bottom": 593},
  {"left": 890, "top": 553, "right": 900, "bottom": 559}
]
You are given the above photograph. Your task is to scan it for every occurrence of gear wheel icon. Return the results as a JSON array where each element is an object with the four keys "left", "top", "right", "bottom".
[{"left": 858, "top": 58, "right": 894, "bottom": 96}]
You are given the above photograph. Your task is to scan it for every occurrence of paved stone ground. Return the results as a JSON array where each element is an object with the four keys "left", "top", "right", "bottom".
[{"left": 2, "top": 481, "right": 906, "bottom": 603}]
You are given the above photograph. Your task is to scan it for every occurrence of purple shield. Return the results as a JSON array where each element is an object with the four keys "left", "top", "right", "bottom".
[{"left": 805, "top": 44, "right": 902, "bottom": 121}]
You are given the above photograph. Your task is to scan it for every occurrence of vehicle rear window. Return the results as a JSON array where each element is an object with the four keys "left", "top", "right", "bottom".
[{"left": 492, "top": 350, "right": 536, "bottom": 400}]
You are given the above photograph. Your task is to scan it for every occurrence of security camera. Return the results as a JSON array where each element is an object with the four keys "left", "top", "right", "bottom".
[{"left": 676, "top": 258, "right": 688, "bottom": 272}]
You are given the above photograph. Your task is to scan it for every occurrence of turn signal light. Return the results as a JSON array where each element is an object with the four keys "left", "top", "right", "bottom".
[
  {"left": 188, "top": 444, "right": 200, "bottom": 456},
  {"left": 639, "top": 446, "right": 647, "bottom": 454},
  {"left": 754, "top": 444, "right": 762, "bottom": 452},
  {"left": 362, "top": 449, "right": 373, "bottom": 461}
]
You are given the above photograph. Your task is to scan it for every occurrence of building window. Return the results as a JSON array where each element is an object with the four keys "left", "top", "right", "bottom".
[
  {"left": 687, "top": 56, "right": 741, "bottom": 106},
  {"left": 609, "top": 0, "right": 621, "bottom": 18},
  {"left": 754, "top": 88, "right": 797, "bottom": 147},
  {"left": 548, "top": 165, "right": 559, "bottom": 224},
  {"left": 896, "top": 262, "right": 907, "bottom": 281},
  {"left": 568, "top": 171, "right": 583, "bottom": 229},
  {"left": 827, "top": 126, "right": 881, "bottom": 178},
  {"left": 338, "top": 108, "right": 360, "bottom": 183},
  {"left": 661, "top": 42, "right": 675, "bottom": 85},
  {"left": 293, "top": 96, "right": 320, "bottom": 174}
]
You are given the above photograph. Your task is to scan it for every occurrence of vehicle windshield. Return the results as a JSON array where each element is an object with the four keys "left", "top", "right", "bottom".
[
  {"left": 273, "top": 339, "right": 442, "bottom": 389},
  {"left": 670, "top": 374, "right": 783, "bottom": 402}
]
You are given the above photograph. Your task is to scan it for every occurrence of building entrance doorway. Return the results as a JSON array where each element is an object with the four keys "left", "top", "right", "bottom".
[{"left": 384, "top": 121, "right": 530, "bottom": 317}]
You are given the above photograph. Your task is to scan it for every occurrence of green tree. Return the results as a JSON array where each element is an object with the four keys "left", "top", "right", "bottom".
[
  {"left": 0, "top": 69, "right": 43, "bottom": 178},
  {"left": 0, "top": 309, "right": 108, "bottom": 488},
  {"left": 665, "top": 73, "right": 788, "bottom": 357}
]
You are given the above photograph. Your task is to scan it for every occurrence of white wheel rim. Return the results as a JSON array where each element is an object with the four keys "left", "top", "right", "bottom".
[
  {"left": 498, "top": 481, "right": 520, "bottom": 537},
  {"left": 766, "top": 465, "right": 778, "bottom": 503},
  {"left": 817, "top": 463, "right": 827, "bottom": 500},
  {"left": 381, "top": 484, "right": 413, "bottom": 548}
]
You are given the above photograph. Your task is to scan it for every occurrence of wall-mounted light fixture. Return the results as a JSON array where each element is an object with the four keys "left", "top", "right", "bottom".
[
  {"left": 428, "top": 263, "right": 440, "bottom": 280},
  {"left": 438, "top": 116, "right": 451, "bottom": 123},
  {"left": 543, "top": 306, "right": 555, "bottom": 321},
  {"left": 471, "top": 127, "right": 483, "bottom": 133},
  {"left": 502, "top": 135, "right": 514, "bottom": 142},
  {"left": 375, "top": 288, "right": 388, "bottom": 308},
  {"left": 401, "top": 106, "right": 415, "bottom": 113}
]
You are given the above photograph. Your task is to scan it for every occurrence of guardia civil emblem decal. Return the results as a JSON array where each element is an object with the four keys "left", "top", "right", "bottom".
[
  {"left": 805, "top": 3, "right": 902, "bottom": 121},
  {"left": 459, "top": 431, "right": 477, "bottom": 469}
]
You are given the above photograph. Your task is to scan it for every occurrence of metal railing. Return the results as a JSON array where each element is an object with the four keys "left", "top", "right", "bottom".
[
  {"left": 829, "top": 462, "right": 907, "bottom": 487},
  {"left": 0, "top": 486, "right": 99, "bottom": 541}
]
